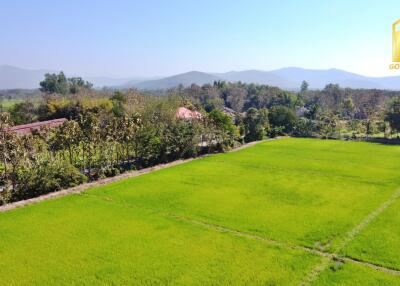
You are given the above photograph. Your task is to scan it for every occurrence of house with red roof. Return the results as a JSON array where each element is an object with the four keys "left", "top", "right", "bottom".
[
  {"left": 7, "top": 118, "right": 67, "bottom": 135},
  {"left": 175, "top": 107, "right": 202, "bottom": 120}
]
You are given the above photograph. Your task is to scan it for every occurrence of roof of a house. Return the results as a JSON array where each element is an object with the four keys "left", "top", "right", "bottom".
[
  {"left": 7, "top": 118, "right": 67, "bottom": 135},
  {"left": 176, "top": 107, "right": 202, "bottom": 120}
]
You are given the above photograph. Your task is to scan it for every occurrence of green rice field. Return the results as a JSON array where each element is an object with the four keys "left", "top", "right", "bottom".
[
  {"left": 0, "top": 138, "right": 399, "bottom": 285},
  {"left": 0, "top": 99, "right": 24, "bottom": 110}
]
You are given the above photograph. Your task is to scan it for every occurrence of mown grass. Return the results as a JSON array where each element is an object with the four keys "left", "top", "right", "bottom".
[
  {"left": 0, "top": 138, "right": 400, "bottom": 285},
  {"left": 0, "top": 99, "right": 24, "bottom": 110}
]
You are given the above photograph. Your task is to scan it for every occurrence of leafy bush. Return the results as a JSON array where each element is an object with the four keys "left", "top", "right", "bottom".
[
  {"left": 0, "top": 189, "right": 12, "bottom": 206},
  {"left": 103, "top": 167, "right": 121, "bottom": 178},
  {"left": 11, "top": 159, "right": 87, "bottom": 202},
  {"left": 293, "top": 118, "right": 314, "bottom": 137}
]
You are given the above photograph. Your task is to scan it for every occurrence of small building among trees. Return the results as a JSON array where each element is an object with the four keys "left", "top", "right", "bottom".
[
  {"left": 175, "top": 107, "right": 202, "bottom": 120},
  {"left": 7, "top": 118, "right": 67, "bottom": 135}
]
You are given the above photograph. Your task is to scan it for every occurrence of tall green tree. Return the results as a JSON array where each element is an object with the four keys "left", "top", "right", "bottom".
[
  {"left": 68, "top": 77, "right": 93, "bottom": 94},
  {"left": 243, "top": 108, "right": 270, "bottom": 142},
  {"left": 50, "top": 120, "right": 82, "bottom": 165},
  {"left": 40, "top": 72, "right": 69, "bottom": 95},
  {"left": 268, "top": 106, "right": 297, "bottom": 134},
  {"left": 78, "top": 112, "right": 101, "bottom": 179},
  {"left": 300, "top": 80, "right": 309, "bottom": 93},
  {"left": 207, "top": 109, "right": 237, "bottom": 148},
  {"left": 40, "top": 72, "right": 92, "bottom": 95}
]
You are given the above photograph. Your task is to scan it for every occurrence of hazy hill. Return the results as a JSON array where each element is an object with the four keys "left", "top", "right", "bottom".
[
  {"left": 130, "top": 68, "right": 400, "bottom": 90},
  {"left": 269, "top": 67, "right": 381, "bottom": 89},
  {"left": 213, "top": 70, "right": 296, "bottom": 88},
  {"left": 0, "top": 65, "right": 52, "bottom": 89},
  {"left": 133, "top": 71, "right": 221, "bottom": 90}
]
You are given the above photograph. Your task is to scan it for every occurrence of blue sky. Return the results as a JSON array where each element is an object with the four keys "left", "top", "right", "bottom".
[{"left": 0, "top": 0, "right": 399, "bottom": 77}]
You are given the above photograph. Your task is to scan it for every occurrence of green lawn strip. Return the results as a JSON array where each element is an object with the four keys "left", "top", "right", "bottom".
[
  {"left": 0, "top": 195, "right": 320, "bottom": 286},
  {"left": 86, "top": 138, "right": 400, "bottom": 249},
  {"left": 1, "top": 98, "right": 43, "bottom": 111},
  {"left": 1, "top": 99, "right": 24, "bottom": 110},
  {"left": 340, "top": 197, "right": 400, "bottom": 270},
  {"left": 312, "top": 261, "right": 400, "bottom": 286}
]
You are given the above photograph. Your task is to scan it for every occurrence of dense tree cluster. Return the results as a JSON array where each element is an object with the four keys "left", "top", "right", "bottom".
[
  {"left": 171, "top": 81, "right": 400, "bottom": 138},
  {"left": 0, "top": 90, "right": 243, "bottom": 205},
  {"left": 39, "top": 72, "right": 93, "bottom": 95}
]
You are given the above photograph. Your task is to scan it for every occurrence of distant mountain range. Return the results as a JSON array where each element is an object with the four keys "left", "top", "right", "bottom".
[
  {"left": 132, "top": 71, "right": 221, "bottom": 90},
  {"left": 129, "top": 68, "right": 400, "bottom": 90},
  {"left": 0, "top": 65, "right": 53, "bottom": 90},
  {"left": 1, "top": 65, "right": 400, "bottom": 91}
]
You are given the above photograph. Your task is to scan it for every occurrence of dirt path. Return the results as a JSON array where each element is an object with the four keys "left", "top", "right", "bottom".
[
  {"left": 0, "top": 137, "right": 283, "bottom": 213},
  {"left": 299, "top": 188, "right": 400, "bottom": 285},
  {"left": 168, "top": 213, "right": 400, "bottom": 277}
]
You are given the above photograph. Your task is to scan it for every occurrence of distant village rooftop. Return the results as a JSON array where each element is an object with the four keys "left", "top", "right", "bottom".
[
  {"left": 176, "top": 107, "right": 202, "bottom": 120},
  {"left": 7, "top": 118, "right": 67, "bottom": 135}
]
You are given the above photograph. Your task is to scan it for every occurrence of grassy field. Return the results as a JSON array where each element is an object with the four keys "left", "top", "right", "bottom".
[
  {"left": 0, "top": 98, "right": 24, "bottom": 110},
  {"left": 341, "top": 197, "right": 400, "bottom": 270},
  {"left": 0, "top": 138, "right": 399, "bottom": 285},
  {"left": 0, "top": 98, "right": 41, "bottom": 111}
]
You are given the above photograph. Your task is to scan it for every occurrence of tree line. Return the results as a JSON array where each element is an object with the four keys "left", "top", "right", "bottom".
[
  {"left": 2, "top": 72, "right": 400, "bottom": 205},
  {"left": 170, "top": 80, "right": 400, "bottom": 138},
  {"left": 0, "top": 74, "right": 266, "bottom": 205}
]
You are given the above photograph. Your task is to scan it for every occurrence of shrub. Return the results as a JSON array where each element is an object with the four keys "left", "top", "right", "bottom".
[
  {"left": 293, "top": 118, "right": 314, "bottom": 137},
  {"left": 11, "top": 159, "right": 87, "bottom": 202},
  {"left": 103, "top": 166, "right": 121, "bottom": 178},
  {"left": 0, "top": 189, "right": 12, "bottom": 206}
]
